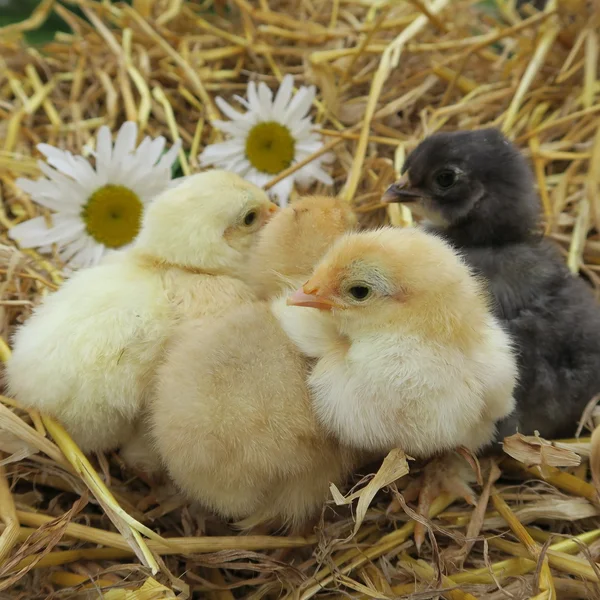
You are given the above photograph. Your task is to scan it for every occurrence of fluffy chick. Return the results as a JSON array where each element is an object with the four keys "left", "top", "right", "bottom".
[
  {"left": 284, "top": 227, "right": 517, "bottom": 547},
  {"left": 383, "top": 128, "right": 600, "bottom": 443},
  {"left": 151, "top": 306, "right": 357, "bottom": 530},
  {"left": 284, "top": 227, "right": 518, "bottom": 458},
  {"left": 243, "top": 195, "right": 358, "bottom": 298},
  {"left": 150, "top": 195, "right": 360, "bottom": 529},
  {"left": 6, "top": 170, "right": 276, "bottom": 453}
]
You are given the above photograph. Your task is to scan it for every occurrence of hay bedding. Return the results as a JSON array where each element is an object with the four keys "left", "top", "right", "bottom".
[{"left": 0, "top": 0, "right": 600, "bottom": 597}]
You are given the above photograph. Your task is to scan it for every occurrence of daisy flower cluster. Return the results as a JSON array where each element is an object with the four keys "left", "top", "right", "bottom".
[{"left": 10, "top": 75, "right": 332, "bottom": 270}]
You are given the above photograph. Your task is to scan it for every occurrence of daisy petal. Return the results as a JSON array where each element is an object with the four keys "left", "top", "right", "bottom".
[
  {"left": 213, "top": 120, "right": 253, "bottom": 137},
  {"left": 59, "top": 235, "right": 89, "bottom": 264},
  {"left": 142, "top": 137, "right": 166, "bottom": 166},
  {"left": 232, "top": 95, "right": 251, "bottom": 110},
  {"left": 9, "top": 215, "right": 84, "bottom": 248},
  {"left": 271, "top": 75, "right": 294, "bottom": 121},
  {"left": 247, "top": 81, "right": 270, "bottom": 121},
  {"left": 95, "top": 125, "right": 113, "bottom": 174},
  {"left": 224, "top": 157, "right": 253, "bottom": 176},
  {"left": 37, "top": 144, "right": 70, "bottom": 164},
  {"left": 69, "top": 238, "right": 99, "bottom": 269},
  {"left": 135, "top": 136, "right": 153, "bottom": 156},
  {"left": 199, "top": 141, "right": 243, "bottom": 164},
  {"left": 270, "top": 177, "right": 294, "bottom": 207},
  {"left": 321, "top": 151, "right": 336, "bottom": 164},
  {"left": 39, "top": 148, "right": 82, "bottom": 180},
  {"left": 90, "top": 242, "right": 107, "bottom": 266},
  {"left": 216, "top": 96, "right": 247, "bottom": 121},
  {"left": 37, "top": 162, "right": 91, "bottom": 205},
  {"left": 257, "top": 81, "right": 274, "bottom": 116},
  {"left": 71, "top": 155, "right": 101, "bottom": 189},
  {"left": 243, "top": 168, "right": 271, "bottom": 188},
  {"left": 15, "top": 178, "right": 77, "bottom": 213},
  {"left": 156, "top": 139, "right": 182, "bottom": 170},
  {"left": 298, "top": 163, "right": 333, "bottom": 186},
  {"left": 8, "top": 217, "right": 50, "bottom": 247},
  {"left": 290, "top": 117, "right": 316, "bottom": 139},
  {"left": 283, "top": 86, "right": 316, "bottom": 125},
  {"left": 112, "top": 121, "right": 138, "bottom": 162},
  {"left": 295, "top": 140, "right": 325, "bottom": 156},
  {"left": 246, "top": 81, "right": 260, "bottom": 113}
]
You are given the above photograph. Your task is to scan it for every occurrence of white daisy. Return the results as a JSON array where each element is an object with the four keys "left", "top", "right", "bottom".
[
  {"left": 199, "top": 74, "right": 333, "bottom": 207},
  {"left": 9, "top": 122, "right": 181, "bottom": 270}
]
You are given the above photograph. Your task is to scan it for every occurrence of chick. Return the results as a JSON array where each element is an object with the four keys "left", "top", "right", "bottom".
[
  {"left": 284, "top": 228, "right": 517, "bottom": 541},
  {"left": 383, "top": 128, "right": 600, "bottom": 444},
  {"left": 285, "top": 227, "right": 517, "bottom": 457},
  {"left": 6, "top": 170, "right": 277, "bottom": 454},
  {"left": 244, "top": 194, "right": 358, "bottom": 298},
  {"left": 150, "top": 195, "right": 361, "bottom": 530}
]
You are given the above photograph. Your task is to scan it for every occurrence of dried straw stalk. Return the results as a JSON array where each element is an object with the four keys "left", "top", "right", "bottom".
[{"left": 1, "top": 0, "right": 600, "bottom": 597}]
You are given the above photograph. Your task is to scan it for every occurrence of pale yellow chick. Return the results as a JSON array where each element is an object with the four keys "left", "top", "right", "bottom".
[
  {"left": 284, "top": 227, "right": 518, "bottom": 540},
  {"left": 244, "top": 195, "right": 358, "bottom": 298},
  {"left": 150, "top": 195, "right": 362, "bottom": 530},
  {"left": 6, "top": 170, "right": 276, "bottom": 454},
  {"left": 285, "top": 227, "right": 517, "bottom": 457}
]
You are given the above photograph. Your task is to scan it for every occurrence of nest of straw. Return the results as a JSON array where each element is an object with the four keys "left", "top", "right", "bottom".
[{"left": 1, "top": 0, "right": 600, "bottom": 597}]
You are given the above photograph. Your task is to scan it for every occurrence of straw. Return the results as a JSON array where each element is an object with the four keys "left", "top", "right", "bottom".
[
  {"left": 399, "top": 553, "right": 478, "bottom": 600},
  {"left": 1, "top": 0, "right": 600, "bottom": 596},
  {"left": 0, "top": 466, "right": 20, "bottom": 565},
  {"left": 491, "top": 489, "right": 556, "bottom": 598}
]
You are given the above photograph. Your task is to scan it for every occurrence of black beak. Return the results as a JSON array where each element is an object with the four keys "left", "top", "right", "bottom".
[{"left": 382, "top": 175, "right": 424, "bottom": 203}]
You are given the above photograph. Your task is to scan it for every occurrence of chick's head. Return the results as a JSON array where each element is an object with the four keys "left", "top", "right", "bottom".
[
  {"left": 134, "top": 170, "right": 277, "bottom": 274},
  {"left": 248, "top": 195, "right": 357, "bottom": 296},
  {"left": 383, "top": 128, "right": 539, "bottom": 242},
  {"left": 288, "top": 227, "right": 487, "bottom": 339}
]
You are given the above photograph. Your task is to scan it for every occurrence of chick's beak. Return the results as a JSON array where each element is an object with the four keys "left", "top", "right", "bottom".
[
  {"left": 265, "top": 203, "right": 279, "bottom": 220},
  {"left": 287, "top": 285, "right": 339, "bottom": 310},
  {"left": 382, "top": 173, "right": 423, "bottom": 203}
]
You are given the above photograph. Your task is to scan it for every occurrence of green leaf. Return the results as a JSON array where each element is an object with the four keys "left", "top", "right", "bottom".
[
  {"left": 169, "top": 154, "right": 185, "bottom": 179},
  {"left": 1, "top": 0, "right": 132, "bottom": 47}
]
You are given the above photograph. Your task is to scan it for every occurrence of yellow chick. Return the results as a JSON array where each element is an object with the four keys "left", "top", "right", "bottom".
[
  {"left": 150, "top": 195, "right": 362, "bottom": 530},
  {"left": 6, "top": 171, "right": 277, "bottom": 454},
  {"left": 244, "top": 195, "right": 358, "bottom": 298},
  {"left": 285, "top": 227, "right": 517, "bottom": 456},
  {"left": 284, "top": 227, "right": 517, "bottom": 534}
]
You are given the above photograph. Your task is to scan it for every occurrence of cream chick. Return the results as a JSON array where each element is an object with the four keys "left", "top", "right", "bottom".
[
  {"left": 244, "top": 195, "right": 358, "bottom": 298},
  {"left": 283, "top": 227, "right": 518, "bottom": 458},
  {"left": 150, "top": 195, "right": 363, "bottom": 529},
  {"left": 134, "top": 170, "right": 276, "bottom": 277},
  {"left": 151, "top": 305, "right": 358, "bottom": 530},
  {"left": 6, "top": 170, "right": 276, "bottom": 454}
]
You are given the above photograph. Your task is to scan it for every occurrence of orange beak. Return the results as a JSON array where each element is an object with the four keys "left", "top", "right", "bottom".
[
  {"left": 287, "top": 285, "right": 340, "bottom": 310},
  {"left": 265, "top": 203, "right": 279, "bottom": 221}
]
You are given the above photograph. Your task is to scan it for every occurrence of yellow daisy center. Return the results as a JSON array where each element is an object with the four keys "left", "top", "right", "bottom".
[
  {"left": 82, "top": 185, "right": 143, "bottom": 249},
  {"left": 245, "top": 121, "right": 296, "bottom": 175}
]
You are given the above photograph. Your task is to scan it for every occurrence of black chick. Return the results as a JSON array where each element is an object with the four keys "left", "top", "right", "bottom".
[{"left": 383, "top": 128, "right": 600, "bottom": 444}]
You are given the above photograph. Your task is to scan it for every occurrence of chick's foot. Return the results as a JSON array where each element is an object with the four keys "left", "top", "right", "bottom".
[{"left": 389, "top": 451, "right": 479, "bottom": 552}]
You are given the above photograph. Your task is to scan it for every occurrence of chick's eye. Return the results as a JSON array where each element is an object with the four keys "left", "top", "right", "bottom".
[
  {"left": 348, "top": 285, "right": 371, "bottom": 301},
  {"left": 434, "top": 169, "right": 457, "bottom": 189},
  {"left": 243, "top": 210, "right": 258, "bottom": 226}
]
